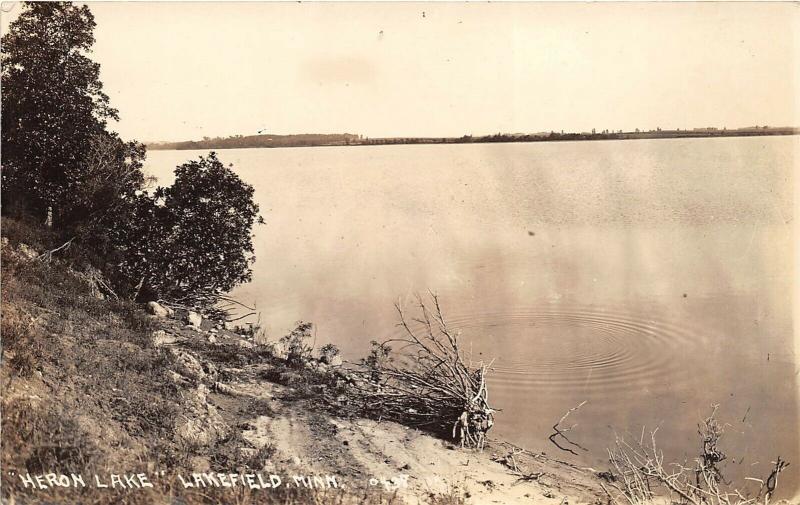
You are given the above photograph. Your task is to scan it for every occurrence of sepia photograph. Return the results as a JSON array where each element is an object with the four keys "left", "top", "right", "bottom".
[{"left": 0, "top": 1, "right": 798, "bottom": 504}]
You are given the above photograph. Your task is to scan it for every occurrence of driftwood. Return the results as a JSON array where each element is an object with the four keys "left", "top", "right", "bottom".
[
  {"left": 157, "top": 293, "right": 257, "bottom": 324},
  {"left": 604, "top": 405, "right": 790, "bottom": 505},
  {"left": 548, "top": 400, "right": 589, "bottom": 455},
  {"left": 491, "top": 445, "right": 545, "bottom": 484},
  {"left": 351, "top": 293, "right": 495, "bottom": 450}
]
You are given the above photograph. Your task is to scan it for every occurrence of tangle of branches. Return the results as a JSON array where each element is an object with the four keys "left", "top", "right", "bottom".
[
  {"left": 603, "top": 405, "right": 790, "bottom": 505},
  {"left": 350, "top": 293, "right": 496, "bottom": 450}
]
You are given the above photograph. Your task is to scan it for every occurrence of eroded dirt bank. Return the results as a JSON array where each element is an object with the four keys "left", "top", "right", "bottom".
[
  {"left": 154, "top": 314, "right": 607, "bottom": 504},
  {"left": 1, "top": 232, "right": 606, "bottom": 504}
]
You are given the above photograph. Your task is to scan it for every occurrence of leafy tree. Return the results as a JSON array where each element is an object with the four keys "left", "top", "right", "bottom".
[
  {"left": 65, "top": 132, "right": 149, "bottom": 234},
  {"left": 1, "top": 4, "right": 261, "bottom": 309},
  {"left": 1, "top": 2, "right": 121, "bottom": 226},
  {"left": 99, "top": 190, "right": 164, "bottom": 298},
  {"left": 117, "top": 153, "right": 263, "bottom": 304}
]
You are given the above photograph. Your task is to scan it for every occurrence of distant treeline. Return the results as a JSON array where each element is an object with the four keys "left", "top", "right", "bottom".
[
  {"left": 148, "top": 126, "right": 799, "bottom": 151},
  {"left": 359, "top": 126, "right": 800, "bottom": 146},
  {"left": 148, "top": 133, "right": 362, "bottom": 150}
]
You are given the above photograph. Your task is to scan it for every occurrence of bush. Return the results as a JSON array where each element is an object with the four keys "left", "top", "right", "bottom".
[
  {"left": 281, "top": 321, "right": 314, "bottom": 367},
  {"left": 319, "top": 343, "right": 341, "bottom": 364},
  {"left": 0, "top": 215, "right": 59, "bottom": 252},
  {"left": 114, "top": 152, "right": 262, "bottom": 306},
  {"left": 363, "top": 340, "right": 392, "bottom": 381}
]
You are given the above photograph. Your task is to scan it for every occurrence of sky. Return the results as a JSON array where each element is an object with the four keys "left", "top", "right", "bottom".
[{"left": 1, "top": 1, "right": 799, "bottom": 142}]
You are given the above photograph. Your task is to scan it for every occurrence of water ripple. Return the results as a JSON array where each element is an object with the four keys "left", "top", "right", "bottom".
[{"left": 385, "top": 304, "right": 707, "bottom": 395}]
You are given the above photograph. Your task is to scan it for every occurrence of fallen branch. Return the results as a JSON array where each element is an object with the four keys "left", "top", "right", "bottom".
[
  {"left": 216, "top": 295, "right": 256, "bottom": 313},
  {"left": 490, "top": 445, "right": 545, "bottom": 485},
  {"left": 606, "top": 406, "right": 790, "bottom": 505},
  {"left": 549, "top": 400, "right": 589, "bottom": 455},
  {"left": 88, "top": 268, "right": 119, "bottom": 300},
  {"left": 225, "top": 311, "right": 257, "bottom": 323},
  {"left": 350, "top": 293, "right": 496, "bottom": 449},
  {"left": 512, "top": 472, "right": 544, "bottom": 485},
  {"left": 36, "top": 236, "right": 76, "bottom": 262},
  {"left": 758, "top": 457, "right": 789, "bottom": 502},
  {"left": 493, "top": 447, "right": 525, "bottom": 473}
]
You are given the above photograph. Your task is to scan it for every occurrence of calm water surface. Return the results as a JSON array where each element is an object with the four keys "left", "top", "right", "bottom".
[{"left": 145, "top": 137, "right": 798, "bottom": 495}]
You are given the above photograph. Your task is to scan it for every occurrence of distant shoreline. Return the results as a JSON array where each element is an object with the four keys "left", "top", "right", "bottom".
[{"left": 146, "top": 127, "right": 799, "bottom": 151}]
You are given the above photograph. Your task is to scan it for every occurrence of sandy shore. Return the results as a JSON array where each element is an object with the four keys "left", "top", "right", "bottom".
[{"left": 161, "top": 318, "right": 608, "bottom": 504}]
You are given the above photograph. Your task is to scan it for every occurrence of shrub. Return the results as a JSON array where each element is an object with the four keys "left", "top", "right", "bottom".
[
  {"left": 363, "top": 340, "right": 393, "bottom": 381},
  {"left": 281, "top": 321, "right": 314, "bottom": 367},
  {"left": 0, "top": 215, "right": 59, "bottom": 252},
  {"left": 114, "top": 152, "right": 263, "bottom": 306},
  {"left": 319, "top": 343, "right": 341, "bottom": 364}
]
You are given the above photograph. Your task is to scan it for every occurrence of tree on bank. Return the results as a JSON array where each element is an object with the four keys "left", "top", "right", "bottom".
[
  {"left": 115, "top": 153, "right": 263, "bottom": 305},
  {"left": 1, "top": 3, "right": 262, "bottom": 310},
  {"left": 0, "top": 2, "right": 135, "bottom": 228}
]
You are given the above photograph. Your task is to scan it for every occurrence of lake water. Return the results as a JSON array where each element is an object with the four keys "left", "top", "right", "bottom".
[{"left": 145, "top": 136, "right": 798, "bottom": 495}]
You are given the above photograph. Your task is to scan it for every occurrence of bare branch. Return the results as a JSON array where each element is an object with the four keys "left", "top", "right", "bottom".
[
  {"left": 36, "top": 236, "right": 76, "bottom": 262},
  {"left": 548, "top": 401, "right": 589, "bottom": 455},
  {"left": 352, "top": 294, "right": 495, "bottom": 450},
  {"left": 606, "top": 406, "right": 789, "bottom": 505}
]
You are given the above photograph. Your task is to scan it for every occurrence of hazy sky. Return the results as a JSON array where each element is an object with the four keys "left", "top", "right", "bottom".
[{"left": 1, "top": 1, "right": 798, "bottom": 141}]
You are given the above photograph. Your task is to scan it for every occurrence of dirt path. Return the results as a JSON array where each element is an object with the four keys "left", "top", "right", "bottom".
[{"left": 159, "top": 319, "right": 606, "bottom": 504}]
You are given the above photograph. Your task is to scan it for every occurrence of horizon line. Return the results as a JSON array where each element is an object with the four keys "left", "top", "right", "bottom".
[{"left": 142, "top": 124, "right": 799, "bottom": 145}]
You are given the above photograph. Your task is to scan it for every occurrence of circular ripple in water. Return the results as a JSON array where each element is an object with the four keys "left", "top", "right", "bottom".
[{"left": 386, "top": 304, "right": 707, "bottom": 396}]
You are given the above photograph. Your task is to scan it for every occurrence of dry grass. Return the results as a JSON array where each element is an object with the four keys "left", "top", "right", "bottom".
[
  {"left": 2, "top": 218, "right": 190, "bottom": 502},
  {"left": 0, "top": 218, "right": 420, "bottom": 504}
]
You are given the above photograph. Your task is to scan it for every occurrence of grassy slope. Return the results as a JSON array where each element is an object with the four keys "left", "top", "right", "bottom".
[
  {"left": 1, "top": 217, "right": 603, "bottom": 505},
  {"left": 1, "top": 218, "right": 405, "bottom": 505}
]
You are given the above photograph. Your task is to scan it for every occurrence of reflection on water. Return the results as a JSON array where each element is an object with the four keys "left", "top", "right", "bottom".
[{"left": 145, "top": 136, "right": 797, "bottom": 495}]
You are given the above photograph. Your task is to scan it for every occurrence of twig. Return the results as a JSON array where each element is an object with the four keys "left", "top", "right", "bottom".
[
  {"left": 606, "top": 406, "right": 789, "bottom": 505},
  {"left": 36, "top": 236, "right": 75, "bottom": 262},
  {"left": 549, "top": 400, "right": 589, "bottom": 455}
]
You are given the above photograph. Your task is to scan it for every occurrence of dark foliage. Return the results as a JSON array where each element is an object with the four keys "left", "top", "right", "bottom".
[
  {"left": 1, "top": 2, "right": 127, "bottom": 223},
  {"left": 110, "top": 152, "right": 262, "bottom": 304},
  {"left": 2, "top": 3, "right": 261, "bottom": 308},
  {"left": 151, "top": 152, "right": 261, "bottom": 302}
]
